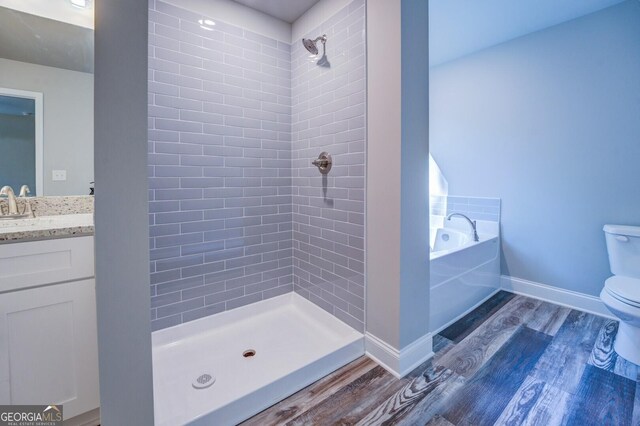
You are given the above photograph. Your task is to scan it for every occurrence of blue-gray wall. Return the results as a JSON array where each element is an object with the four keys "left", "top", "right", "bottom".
[{"left": 430, "top": 0, "right": 640, "bottom": 296}]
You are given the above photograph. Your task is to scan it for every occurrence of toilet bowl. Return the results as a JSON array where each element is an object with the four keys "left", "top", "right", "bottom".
[
  {"left": 600, "top": 278, "right": 640, "bottom": 365},
  {"left": 601, "top": 224, "right": 640, "bottom": 365}
]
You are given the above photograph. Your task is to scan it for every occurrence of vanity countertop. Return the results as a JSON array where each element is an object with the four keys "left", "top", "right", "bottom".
[{"left": 0, "top": 213, "right": 94, "bottom": 244}]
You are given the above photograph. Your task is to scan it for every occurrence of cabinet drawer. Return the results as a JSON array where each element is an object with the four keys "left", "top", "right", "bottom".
[{"left": 0, "top": 236, "right": 94, "bottom": 293}]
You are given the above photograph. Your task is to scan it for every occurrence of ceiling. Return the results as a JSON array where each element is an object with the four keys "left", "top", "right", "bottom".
[
  {"left": 0, "top": 6, "right": 93, "bottom": 73},
  {"left": 0, "top": 95, "right": 35, "bottom": 116},
  {"left": 0, "top": 0, "right": 93, "bottom": 29},
  {"left": 232, "top": 0, "right": 321, "bottom": 23},
  {"left": 429, "top": 0, "right": 626, "bottom": 66}
]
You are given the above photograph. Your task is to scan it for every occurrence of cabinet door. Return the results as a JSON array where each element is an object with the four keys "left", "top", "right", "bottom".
[{"left": 0, "top": 279, "right": 99, "bottom": 420}]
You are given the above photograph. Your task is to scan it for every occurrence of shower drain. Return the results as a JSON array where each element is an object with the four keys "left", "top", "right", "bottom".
[{"left": 192, "top": 373, "right": 216, "bottom": 390}]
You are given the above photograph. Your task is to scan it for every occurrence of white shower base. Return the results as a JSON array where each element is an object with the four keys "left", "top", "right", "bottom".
[{"left": 152, "top": 292, "right": 364, "bottom": 426}]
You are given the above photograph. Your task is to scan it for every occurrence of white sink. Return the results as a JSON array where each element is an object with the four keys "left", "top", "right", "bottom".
[{"left": 0, "top": 214, "right": 94, "bottom": 234}]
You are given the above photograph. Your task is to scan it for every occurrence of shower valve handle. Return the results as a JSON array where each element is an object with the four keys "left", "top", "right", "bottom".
[{"left": 312, "top": 152, "right": 332, "bottom": 174}]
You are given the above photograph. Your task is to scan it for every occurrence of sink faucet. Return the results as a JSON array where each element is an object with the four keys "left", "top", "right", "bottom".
[
  {"left": 0, "top": 186, "right": 19, "bottom": 215},
  {"left": 19, "top": 185, "right": 34, "bottom": 217},
  {"left": 19, "top": 185, "right": 30, "bottom": 197},
  {"left": 447, "top": 212, "right": 479, "bottom": 242}
]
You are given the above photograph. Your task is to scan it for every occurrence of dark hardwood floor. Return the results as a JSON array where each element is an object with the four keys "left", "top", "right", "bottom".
[{"left": 243, "top": 292, "right": 639, "bottom": 426}]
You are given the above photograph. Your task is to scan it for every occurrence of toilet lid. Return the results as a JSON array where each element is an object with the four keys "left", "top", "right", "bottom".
[{"left": 605, "top": 276, "right": 640, "bottom": 307}]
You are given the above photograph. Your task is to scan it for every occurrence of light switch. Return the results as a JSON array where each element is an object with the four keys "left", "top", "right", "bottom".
[{"left": 52, "top": 170, "right": 67, "bottom": 181}]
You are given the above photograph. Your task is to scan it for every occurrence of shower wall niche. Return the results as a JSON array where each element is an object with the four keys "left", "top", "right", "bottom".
[{"left": 147, "top": 0, "right": 366, "bottom": 332}]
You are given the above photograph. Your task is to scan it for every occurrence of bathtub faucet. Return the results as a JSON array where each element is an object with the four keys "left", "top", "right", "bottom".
[{"left": 446, "top": 213, "right": 479, "bottom": 242}]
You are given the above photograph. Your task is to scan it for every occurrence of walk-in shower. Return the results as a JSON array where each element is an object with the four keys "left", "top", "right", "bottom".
[{"left": 148, "top": 0, "right": 367, "bottom": 423}]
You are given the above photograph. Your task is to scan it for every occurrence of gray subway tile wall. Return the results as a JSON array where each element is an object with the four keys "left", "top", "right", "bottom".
[
  {"left": 148, "top": 1, "right": 294, "bottom": 331},
  {"left": 446, "top": 196, "right": 501, "bottom": 222},
  {"left": 148, "top": 0, "right": 367, "bottom": 332},
  {"left": 291, "top": 0, "right": 367, "bottom": 333}
]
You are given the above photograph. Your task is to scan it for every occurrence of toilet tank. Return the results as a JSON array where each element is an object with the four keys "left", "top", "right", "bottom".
[{"left": 604, "top": 224, "right": 640, "bottom": 277}]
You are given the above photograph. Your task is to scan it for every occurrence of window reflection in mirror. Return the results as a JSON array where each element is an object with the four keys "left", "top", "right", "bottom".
[{"left": 0, "top": 92, "right": 41, "bottom": 194}]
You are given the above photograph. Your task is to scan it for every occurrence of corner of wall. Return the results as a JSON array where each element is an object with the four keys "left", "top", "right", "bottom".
[
  {"left": 291, "top": 0, "right": 356, "bottom": 43},
  {"left": 161, "top": 0, "right": 292, "bottom": 43},
  {"left": 365, "top": 331, "right": 433, "bottom": 378}
]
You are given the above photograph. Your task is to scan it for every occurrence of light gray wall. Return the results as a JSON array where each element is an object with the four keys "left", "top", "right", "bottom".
[
  {"left": 399, "top": 0, "right": 430, "bottom": 348},
  {"left": 0, "top": 58, "right": 93, "bottom": 195},
  {"left": 0, "top": 114, "right": 35, "bottom": 191},
  {"left": 430, "top": 0, "right": 640, "bottom": 297},
  {"left": 367, "top": 0, "right": 430, "bottom": 351},
  {"left": 367, "top": 0, "right": 402, "bottom": 348},
  {"left": 94, "top": 0, "right": 154, "bottom": 423}
]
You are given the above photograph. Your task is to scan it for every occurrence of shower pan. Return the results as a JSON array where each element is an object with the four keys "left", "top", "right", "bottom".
[{"left": 153, "top": 293, "right": 361, "bottom": 425}]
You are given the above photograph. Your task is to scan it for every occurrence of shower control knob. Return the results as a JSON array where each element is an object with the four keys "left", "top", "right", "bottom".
[{"left": 312, "top": 152, "right": 332, "bottom": 174}]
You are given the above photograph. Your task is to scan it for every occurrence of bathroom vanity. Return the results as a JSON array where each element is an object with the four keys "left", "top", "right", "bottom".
[
  {"left": 0, "top": 198, "right": 99, "bottom": 424},
  {"left": 0, "top": 2, "right": 97, "bottom": 420}
]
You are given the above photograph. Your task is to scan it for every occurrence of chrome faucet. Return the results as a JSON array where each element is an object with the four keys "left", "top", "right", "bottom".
[
  {"left": 19, "top": 185, "right": 34, "bottom": 217},
  {"left": 0, "top": 186, "right": 19, "bottom": 215},
  {"left": 447, "top": 212, "right": 479, "bottom": 242},
  {"left": 19, "top": 185, "right": 30, "bottom": 197}
]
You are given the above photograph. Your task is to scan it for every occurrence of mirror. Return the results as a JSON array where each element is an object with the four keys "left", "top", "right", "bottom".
[
  {"left": 0, "top": 91, "right": 42, "bottom": 194},
  {"left": 0, "top": 2, "right": 94, "bottom": 196}
]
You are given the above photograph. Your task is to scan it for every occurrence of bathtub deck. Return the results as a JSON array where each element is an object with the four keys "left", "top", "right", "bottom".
[
  {"left": 244, "top": 292, "right": 640, "bottom": 425},
  {"left": 152, "top": 293, "right": 363, "bottom": 426}
]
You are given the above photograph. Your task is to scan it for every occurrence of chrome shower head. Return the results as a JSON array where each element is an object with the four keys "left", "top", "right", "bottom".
[
  {"left": 302, "top": 38, "right": 318, "bottom": 55},
  {"left": 302, "top": 34, "right": 327, "bottom": 55}
]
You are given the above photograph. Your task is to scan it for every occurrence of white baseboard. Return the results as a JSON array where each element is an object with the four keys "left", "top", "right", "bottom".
[
  {"left": 365, "top": 332, "right": 433, "bottom": 378},
  {"left": 500, "top": 275, "right": 614, "bottom": 319}
]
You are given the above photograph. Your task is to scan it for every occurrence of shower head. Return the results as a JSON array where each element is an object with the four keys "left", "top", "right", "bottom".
[
  {"left": 302, "top": 38, "right": 319, "bottom": 55},
  {"left": 302, "top": 34, "right": 327, "bottom": 55}
]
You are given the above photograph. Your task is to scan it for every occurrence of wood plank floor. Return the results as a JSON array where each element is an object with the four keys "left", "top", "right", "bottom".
[{"left": 243, "top": 292, "right": 639, "bottom": 426}]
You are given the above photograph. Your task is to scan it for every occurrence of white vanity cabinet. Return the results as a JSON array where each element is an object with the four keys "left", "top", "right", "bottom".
[{"left": 0, "top": 236, "right": 99, "bottom": 421}]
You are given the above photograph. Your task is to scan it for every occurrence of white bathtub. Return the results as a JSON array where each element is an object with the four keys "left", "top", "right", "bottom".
[
  {"left": 429, "top": 219, "right": 501, "bottom": 332},
  {"left": 152, "top": 293, "right": 364, "bottom": 425}
]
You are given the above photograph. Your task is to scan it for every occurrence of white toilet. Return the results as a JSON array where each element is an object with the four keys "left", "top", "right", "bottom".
[{"left": 601, "top": 224, "right": 640, "bottom": 365}]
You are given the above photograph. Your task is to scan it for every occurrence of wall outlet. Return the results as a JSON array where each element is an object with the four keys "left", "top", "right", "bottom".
[{"left": 52, "top": 170, "right": 67, "bottom": 181}]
